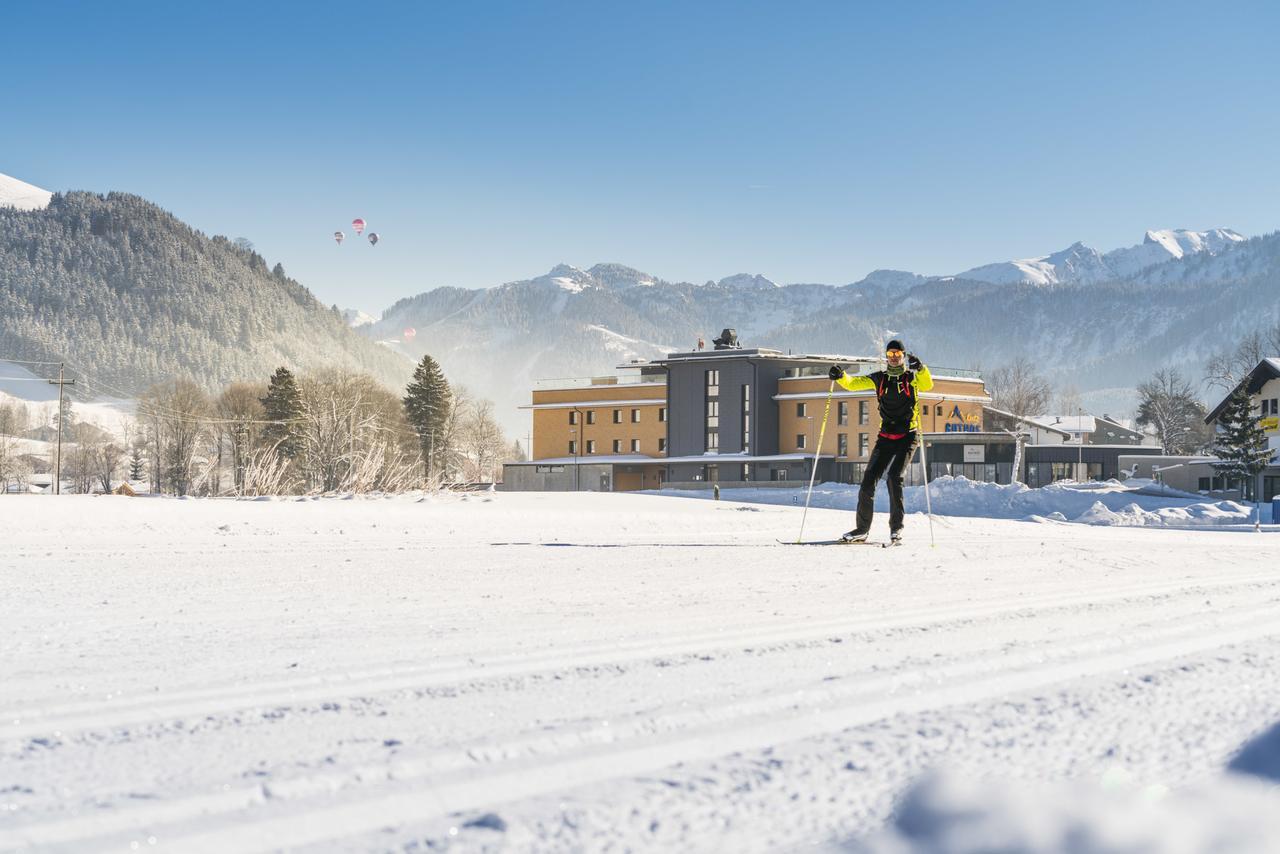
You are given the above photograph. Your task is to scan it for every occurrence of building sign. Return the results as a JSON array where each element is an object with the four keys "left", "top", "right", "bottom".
[
  {"left": 1262, "top": 417, "right": 1279, "bottom": 432},
  {"left": 944, "top": 403, "right": 982, "bottom": 433},
  {"left": 963, "top": 444, "right": 985, "bottom": 463}
]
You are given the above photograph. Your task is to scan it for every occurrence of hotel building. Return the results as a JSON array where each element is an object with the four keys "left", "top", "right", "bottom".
[{"left": 503, "top": 338, "right": 1009, "bottom": 492}]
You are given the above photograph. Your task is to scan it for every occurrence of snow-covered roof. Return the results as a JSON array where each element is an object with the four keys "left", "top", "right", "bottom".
[
  {"left": 981, "top": 405, "right": 1072, "bottom": 437},
  {"left": 1205, "top": 357, "right": 1280, "bottom": 424},
  {"left": 1029, "top": 415, "right": 1097, "bottom": 434}
]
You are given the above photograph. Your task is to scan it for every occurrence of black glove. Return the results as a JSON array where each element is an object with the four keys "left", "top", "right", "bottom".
[
  {"left": 828, "top": 364, "right": 844, "bottom": 380},
  {"left": 907, "top": 353, "right": 922, "bottom": 371}
]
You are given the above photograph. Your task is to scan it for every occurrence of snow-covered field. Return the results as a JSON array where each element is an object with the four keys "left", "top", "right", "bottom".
[{"left": 3, "top": 491, "right": 1280, "bottom": 852}]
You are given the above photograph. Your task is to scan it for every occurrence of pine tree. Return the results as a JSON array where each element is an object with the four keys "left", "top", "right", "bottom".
[
  {"left": 128, "top": 442, "right": 145, "bottom": 481},
  {"left": 260, "top": 367, "right": 304, "bottom": 459},
  {"left": 1211, "top": 386, "right": 1272, "bottom": 524},
  {"left": 403, "top": 355, "right": 452, "bottom": 481}
]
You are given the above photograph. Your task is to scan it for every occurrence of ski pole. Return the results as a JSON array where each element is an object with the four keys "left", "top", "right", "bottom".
[
  {"left": 796, "top": 380, "right": 836, "bottom": 544},
  {"left": 918, "top": 432, "right": 935, "bottom": 547}
]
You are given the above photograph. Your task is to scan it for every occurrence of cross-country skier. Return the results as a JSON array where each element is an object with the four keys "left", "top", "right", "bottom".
[{"left": 828, "top": 340, "right": 932, "bottom": 544}]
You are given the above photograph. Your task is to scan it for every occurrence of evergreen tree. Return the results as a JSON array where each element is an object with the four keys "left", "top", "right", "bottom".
[
  {"left": 260, "top": 367, "right": 304, "bottom": 459},
  {"left": 403, "top": 355, "right": 452, "bottom": 480},
  {"left": 128, "top": 442, "right": 145, "bottom": 481},
  {"left": 1211, "top": 386, "right": 1272, "bottom": 523}
]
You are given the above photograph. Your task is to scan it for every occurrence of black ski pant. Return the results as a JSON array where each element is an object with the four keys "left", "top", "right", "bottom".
[{"left": 853, "top": 431, "right": 919, "bottom": 535}]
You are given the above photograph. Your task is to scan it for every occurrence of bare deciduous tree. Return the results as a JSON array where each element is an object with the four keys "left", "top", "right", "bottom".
[
  {"left": 140, "top": 378, "right": 211, "bottom": 496},
  {"left": 1205, "top": 324, "right": 1280, "bottom": 391},
  {"left": 1136, "top": 369, "right": 1212, "bottom": 455},
  {"left": 459, "top": 398, "right": 506, "bottom": 483},
  {"left": 218, "top": 382, "right": 266, "bottom": 495},
  {"left": 986, "top": 357, "right": 1053, "bottom": 485}
]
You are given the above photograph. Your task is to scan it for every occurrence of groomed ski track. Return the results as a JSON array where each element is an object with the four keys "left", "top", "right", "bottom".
[{"left": 3, "top": 493, "right": 1279, "bottom": 852}]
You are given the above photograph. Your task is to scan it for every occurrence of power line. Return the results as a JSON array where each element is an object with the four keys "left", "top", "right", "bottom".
[{"left": 0, "top": 358, "right": 66, "bottom": 367}]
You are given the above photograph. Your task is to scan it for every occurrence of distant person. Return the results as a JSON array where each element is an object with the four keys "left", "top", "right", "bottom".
[{"left": 828, "top": 340, "right": 932, "bottom": 544}]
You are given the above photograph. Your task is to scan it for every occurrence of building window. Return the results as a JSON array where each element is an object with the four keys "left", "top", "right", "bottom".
[
  {"left": 631, "top": 438, "right": 640, "bottom": 452},
  {"left": 741, "top": 384, "right": 751, "bottom": 452},
  {"left": 631, "top": 408, "right": 640, "bottom": 423},
  {"left": 586, "top": 410, "right": 596, "bottom": 425},
  {"left": 772, "top": 468, "right": 789, "bottom": 481},
  {"left": 705, "top": 464, "right": 719, "bottom": 483},
  {"left": 569, "top": 440, "right": 577, "bottom": 455},
  {"left": 797, "top": 401, "right": 807, "bottom": 418},
  {"left": 838, "top": 433, "right": 848, "bottom": 457},
  {"left": 742, "top": 463, "right": 751, "bottom": 481},
  {"left": 797, "top": 433, "right": 806, "bottom": 449},
  {"left": 859, "top": 401, "right": 869, "bottom": 425},
  {"left": 859, "top": 433, "right": 869, "bottom": 456},
  {"left": 1199, "top": 477, "right": 1211, "bottom": 491},
  {"left": 586, "top": 440, "right": 596, "bottom": 454},
  {"left": 936, "top": 405, "right": 943, "bottom": 416},
  {"left": 658, "top": 437, "right": 666, "bottom": 452},
  {"left": 838, "top": 401, "right": 848, "bottom": 426},
  {"left": 659, "top": 407, "right": 667, "bottom": 422},
  {"left": 612, "top": 439, "right": 622, "bottom": 453},
  {"left": 705, "top": 371, "right": 720, "bottom": 452},
  {"left": 613, "top": 409, "right": 622, "bottom": 424},
  {"left": 569, "top": 410, "right": 578, "bottom": 425}
]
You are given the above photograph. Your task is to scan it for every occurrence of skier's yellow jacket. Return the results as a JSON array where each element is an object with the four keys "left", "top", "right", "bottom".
[{"left": 835, "top": 364, "right": 933, "bottom": 434}]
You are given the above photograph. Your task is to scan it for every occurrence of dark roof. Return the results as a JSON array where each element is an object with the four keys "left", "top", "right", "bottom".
[{"left": 1205, "top": 358, "right": 1280, "bottom": 424}]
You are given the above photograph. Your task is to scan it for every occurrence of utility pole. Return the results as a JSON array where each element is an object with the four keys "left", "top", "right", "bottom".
[{"left": 48, "top": 363, "right": 75, "bottom": 495}]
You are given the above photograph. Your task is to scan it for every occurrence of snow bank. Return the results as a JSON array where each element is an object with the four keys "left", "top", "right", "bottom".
[
  {"left": 847, "top": 718, "right": 1280, "bottom": 852},
  {"left": 652, "top": 476, "right": 1264, "bottom": 528},
  {"left": 1227, "top": 720, "right": 1280, "bottom": 783},
  {"left": 853, "top": 766, "right": 1280, "bottom": 854}
]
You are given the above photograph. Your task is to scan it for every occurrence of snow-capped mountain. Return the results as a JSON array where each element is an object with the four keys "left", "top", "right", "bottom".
[
  {"left": 0, "top": 172, "right": 53, "bottom": 211},
  {"left": 957, "top": 229, "right": 1245, "bottom": 286},
  {"left": 362, "top": 227, "right": 1279, "bottom": 435},
  {"left": 716, "top": 273, "right": 780, "bottom": 290},
  {"left": 341, "top": 308, "right": 376, "bottom": 328}
]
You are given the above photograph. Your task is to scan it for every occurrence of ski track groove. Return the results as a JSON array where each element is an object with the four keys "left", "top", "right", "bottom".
[
  {"left": 5, "top": 571, "right": 1279, "bottom": 741},
  {"left": 7, "top": 574, "right": 1280, "bottom": 851}
]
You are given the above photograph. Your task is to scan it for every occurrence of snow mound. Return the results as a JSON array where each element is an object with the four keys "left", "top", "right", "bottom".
[
  {"left": 853, "top": 768, "right": 1280, "bottom": 854},
  {"left": 654, "top": 476, "right": 1259, "bottom": 527},
  {"left": 0, "top": 172, "right": 53, "bottom": 210},
  {"left": 1228, "top": 721, "right": 1280, "bottom": 783}
]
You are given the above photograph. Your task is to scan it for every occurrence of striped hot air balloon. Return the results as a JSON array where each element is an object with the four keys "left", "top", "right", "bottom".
[{"left": 352, "top": 218, "right": 366, "bottom": 235}]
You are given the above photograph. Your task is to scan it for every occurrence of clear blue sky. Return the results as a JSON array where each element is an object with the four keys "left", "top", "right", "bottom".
[{"left": 4, "top": 1, "right": 1278, "bottom": 312}]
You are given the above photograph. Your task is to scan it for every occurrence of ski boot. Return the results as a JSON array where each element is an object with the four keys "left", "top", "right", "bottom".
[
  {"left": 839, "top": 530, "right": 869, "bottom": 544},
  {"left": 889, "top": 530, "right": 903, "bottom": 546}
]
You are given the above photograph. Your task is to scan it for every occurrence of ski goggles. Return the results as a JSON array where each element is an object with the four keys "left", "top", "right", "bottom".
[{"left": 885, "top": 348, "right": 905, "bottom": 357}]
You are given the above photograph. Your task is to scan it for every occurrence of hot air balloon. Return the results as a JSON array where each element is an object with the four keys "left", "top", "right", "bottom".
[
  {"left": 403, "top": 327, "right": 417, "bottom": 340},
  {"left": 352, "top": 218, "right": 366, "bottom": 235},
  {"left": 333, "top": 231, "right": 344, "bottom": 245},
  {"left": 367, "top": 232, "right": 380, "bottom": 246}
]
